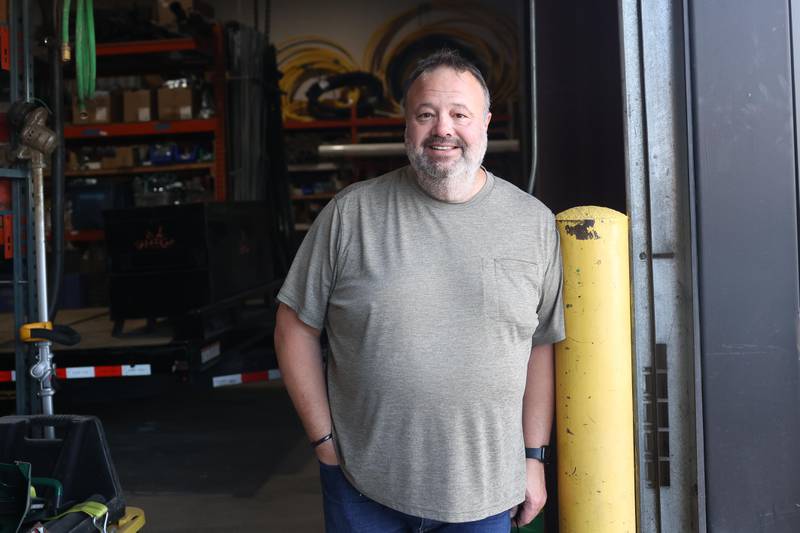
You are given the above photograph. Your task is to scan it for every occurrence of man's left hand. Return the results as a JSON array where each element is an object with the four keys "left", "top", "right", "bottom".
[{"left": 512, "top": 459, "right": 547, "bottom": 525}]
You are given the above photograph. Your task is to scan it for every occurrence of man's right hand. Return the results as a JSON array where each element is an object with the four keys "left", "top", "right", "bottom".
[{"left": 316, "top": 439, "right": 339, "bottom": 466}]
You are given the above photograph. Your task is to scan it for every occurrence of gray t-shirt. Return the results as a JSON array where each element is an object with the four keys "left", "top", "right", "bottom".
[{"left": 278, "top": 166, "right": 565, "bottom": 522}]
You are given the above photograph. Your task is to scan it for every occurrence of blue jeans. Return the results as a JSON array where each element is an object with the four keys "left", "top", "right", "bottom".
[{"left": 319, "top": 462, "right": 512, "bottom": 532}]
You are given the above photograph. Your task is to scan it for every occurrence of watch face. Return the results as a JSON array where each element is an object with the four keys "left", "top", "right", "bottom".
[{"left": 542, "top": 446, "right": 552, "bottom": 461}]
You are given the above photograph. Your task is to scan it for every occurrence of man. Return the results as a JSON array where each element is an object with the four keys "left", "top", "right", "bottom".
[{"left": 274, "top": 49, "right": 564, "bottom": 531}]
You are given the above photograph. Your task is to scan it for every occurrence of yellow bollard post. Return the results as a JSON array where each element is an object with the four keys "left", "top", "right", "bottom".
[{"left": 555, "top": 206, "right": 636, "bottom": 533}]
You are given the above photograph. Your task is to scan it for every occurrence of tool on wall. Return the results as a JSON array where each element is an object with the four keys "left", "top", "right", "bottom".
[
  {"left": 7, "top": 101, "right": 80, "bottom": 432},
  {"left": 62, "top": 0, "right": 96, "bottom": 118}
]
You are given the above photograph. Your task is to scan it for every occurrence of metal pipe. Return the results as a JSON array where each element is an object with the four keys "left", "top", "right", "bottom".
[
  {"left": 30, "top": 151, "right": 56, "bottom": 435},
  {"left": 32, "top": 343, "right": 55, "bottom": 409},
  {"left": 22, "top": 0, "right": 33, "bottom": 99},
  {"left": 318, "top": 139, "right": 520, "bottom": 158},
  {"left": 31, "top": 153, "right": 48, "bottom": 321},
  {"left": 49, "top": 0, "right": 66, "bottom": 321},
  {"left": 618, "top": 0, "right": 660, "bottom": 529},
  {"left": 525, "top": 0, "right": 539, "bottom": 195}
]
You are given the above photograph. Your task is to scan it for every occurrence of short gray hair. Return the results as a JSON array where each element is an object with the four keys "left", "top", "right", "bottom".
[{"left": 402, "top": 49, "right": 491, "bottom": 115}]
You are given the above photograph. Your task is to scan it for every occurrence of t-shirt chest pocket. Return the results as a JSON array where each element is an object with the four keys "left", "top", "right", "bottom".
[{"left": 483, "top": 258, "right": 541, "bottom": 328}]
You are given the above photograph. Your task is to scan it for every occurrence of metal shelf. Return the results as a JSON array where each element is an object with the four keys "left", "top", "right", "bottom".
[
  {"left": 65, "top": 162, "right": 214, "bottom": 177},
  {"left": 64, "top": 119, "right": 218, "bottom": 139},
  {"left": 283, "top": 117, "right": 404, "bottom": 130},
  {"left": 286, "top": 162, "right": 339, "bottom": 172},
  {"left": 65, "top": 229, "right": 105, "bottom": 242},
  {"left": 95, "top": 38, "right": 199, "bottom": 57},
  {"left": 291, "top": 193, "right": 336, "bottom": 201},
  {"left": 63, "top": 24, "right": 228, "bottom": 201}
]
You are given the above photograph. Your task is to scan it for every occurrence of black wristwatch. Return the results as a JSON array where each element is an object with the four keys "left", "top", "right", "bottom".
[{"left": 525, "top": 446, "right": 552, "bottom": 464}]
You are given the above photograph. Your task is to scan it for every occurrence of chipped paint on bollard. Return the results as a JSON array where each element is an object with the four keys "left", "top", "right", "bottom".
[{"left": 555, "top": 206, "right": 636, "bottom": 533}]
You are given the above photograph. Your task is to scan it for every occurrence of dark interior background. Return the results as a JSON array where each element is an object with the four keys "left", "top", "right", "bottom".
[{"left": 533, "top": 0, "right": 626, "bottom": 215}]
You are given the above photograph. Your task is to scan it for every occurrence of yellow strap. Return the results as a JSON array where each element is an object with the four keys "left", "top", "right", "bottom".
[
  {"left": 47, "top": 500, "right": 108, "bottom": 521},
  {"left": 115, "top": 507, "right": 146, "bottom": 532},
  {"left": 19, "top": 322, "right": 52, "bottom": 343}
]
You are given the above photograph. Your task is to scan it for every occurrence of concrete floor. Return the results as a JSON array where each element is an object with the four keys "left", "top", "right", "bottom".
[{"left": 72, "top": 381, "right": 324, "bottom": 532}]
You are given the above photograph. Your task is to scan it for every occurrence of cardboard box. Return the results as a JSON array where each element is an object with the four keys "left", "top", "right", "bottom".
[
  {"left": 117, "top": 147, "right": 136, "bottom": 168},
  {"left": 67, "top": 150, "right": 80, "bottom": 172},
  {"left": 72, "top": 91, "right": 112, "bottom": 124},
  {"left": 157, "top": 87, "right": 194, "bottom": 121},
  {"left": 102, "top": 146, "right": 135, "bottom": 169},
  {"left": 123, "top": 90, "right": 153, "bottom": 122},
  {"left": 154, "top": 0, "right": 214, "bottom": 27}
]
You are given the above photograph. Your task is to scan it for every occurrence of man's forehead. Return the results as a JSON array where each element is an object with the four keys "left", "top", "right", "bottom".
[
  {"left": 407, "top": 68, "right": 484, "bottom": 105},
  {"left": 414, "top": 98, "right": 471, "bottom": 110},
  {"left": 411, "top": 66, "right": 480, "bottom": 89}
]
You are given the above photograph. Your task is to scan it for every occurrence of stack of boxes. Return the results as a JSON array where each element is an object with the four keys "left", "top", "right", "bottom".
[
  {"left": 68, "top": 76, "right": 205, "bottom": 172},
  {"left": 70, "top": 82, "right": 197, "bottom": 125}
]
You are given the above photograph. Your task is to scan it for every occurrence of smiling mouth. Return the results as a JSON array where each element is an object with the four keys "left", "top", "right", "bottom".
[{"left": 427, "top": 144, "right": 460, "bottom": 152}]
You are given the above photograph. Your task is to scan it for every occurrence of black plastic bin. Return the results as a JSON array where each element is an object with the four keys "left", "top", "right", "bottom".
[{"left": 0, "top": 415, "right": 125, "bottom": 529}]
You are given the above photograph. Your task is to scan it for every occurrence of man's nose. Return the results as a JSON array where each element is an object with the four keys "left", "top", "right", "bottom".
[{"left": 432, "top": 115, "right": 454, "bottom": 137}]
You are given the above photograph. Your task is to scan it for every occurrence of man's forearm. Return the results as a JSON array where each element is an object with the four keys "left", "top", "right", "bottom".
[
  {"left": 523, "top": 343, "right": 555, "bottom": 446},
  {"left": 274, "top": 303, "right": 332, "bottom": 444},
  {"left": 514, "top": 342, "right": 555, "bottom": 524}
]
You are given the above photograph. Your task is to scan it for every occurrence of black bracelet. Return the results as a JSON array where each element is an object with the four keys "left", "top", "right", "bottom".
[{"left": 310, "top": 433, "right": 333, "bottom": 448}]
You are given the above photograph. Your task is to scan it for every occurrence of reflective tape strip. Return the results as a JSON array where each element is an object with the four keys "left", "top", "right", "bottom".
[
  {"left": 1, "top": 365, "right": 152, "bottom": 381},
  {"left": 50, "top": 365, "right": 153, "bottom": 380},
  {"left": 212, "top": 374, "right": 242, "bottom": 388},
  {"left": 94, "top": 366, "right": 122, "bottom": 378},
  {"left": 212, "top": 369, "right": 282, "bottom": 388},
  {"left": 242, "top": 371, "right": 268, "bottom": 383},
  {"left": 65, "top": 367, "right": 95, "bottom": 379},
  {"left": 121, "top": 365, "right": 151, "bottom": 376}
]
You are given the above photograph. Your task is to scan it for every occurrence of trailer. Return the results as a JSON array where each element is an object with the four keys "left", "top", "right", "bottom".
[{"left": 0, "top": 285, "right": 281, "bottom": 399}]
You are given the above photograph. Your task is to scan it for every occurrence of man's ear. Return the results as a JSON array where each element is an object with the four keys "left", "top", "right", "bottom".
[{"left": 484, "top": 111, "right": 493, "bottom": 130}]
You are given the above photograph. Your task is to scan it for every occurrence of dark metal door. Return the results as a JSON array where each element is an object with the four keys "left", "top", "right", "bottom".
[{"left": 687, "top": 1, "right": 800, "bottom": 531}]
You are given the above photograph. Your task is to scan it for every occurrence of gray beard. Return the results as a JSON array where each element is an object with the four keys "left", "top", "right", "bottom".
[{"left": 405, "top": 133, "right": 488, "bottom": 202}]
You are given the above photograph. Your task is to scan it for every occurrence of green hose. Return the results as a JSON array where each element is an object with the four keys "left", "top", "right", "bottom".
[
  {"left": 63, "top": 0, "right": 96, "bottom": 117},
  {"left": 75, "top": 0, "right": 84, "bottom": 112},
  {"left": 61, "top": 0, "right": 71, "bottom": 48},
  {"left": 87, "top": 0, "right": 96, "bottom": 95}
]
